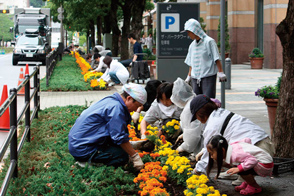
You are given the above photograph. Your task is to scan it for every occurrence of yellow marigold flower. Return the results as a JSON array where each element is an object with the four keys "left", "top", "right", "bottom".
[
  {"left": 174, "top": 125, "right": 180, "bottom": 130},
  {"left": 177, "top": 167, "right": 184, "bottom": 174},
  {"left": 209, "top": 186, "right": 215, "bottom": 192}
]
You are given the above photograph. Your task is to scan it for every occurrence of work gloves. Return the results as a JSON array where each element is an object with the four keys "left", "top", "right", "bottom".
[
  {"left": 217, "top": 72, "right": 227, "bottom": 82},
  {"left": 130, "top": 152, "right": 144, "bottom": 171},
  {"left": 141, "top": 134, "right": 146, "bottom": 140},
  {"left": 175, "top": 134, "right": 183, "bottom": 144},
  {"left": 131, "top": 112, "right": 140, "bottom": 123},
  {"left": 185, "top": 75, "right": 191, "bottom": 83}
]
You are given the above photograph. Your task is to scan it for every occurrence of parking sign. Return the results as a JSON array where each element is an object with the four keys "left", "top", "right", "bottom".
[{"left": 161, "top": 14, "right": 180, "bottom": 32}]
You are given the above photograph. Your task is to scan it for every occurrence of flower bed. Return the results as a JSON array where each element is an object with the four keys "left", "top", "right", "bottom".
[
  {"left": 73, "top": 52, "right": 108, "bottom": 90},
  {"left": 128, "top": 114, "right": 227, "bottom": 196}
]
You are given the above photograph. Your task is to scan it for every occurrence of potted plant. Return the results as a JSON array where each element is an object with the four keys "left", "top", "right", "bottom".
[
  {"left": 217, "top": 16, "right": 231, "bottom": 58},
  {"left": 249, "top": 48, "right": 264, "bottom": 69},
  {"left": 255, "top": 75, "right": 281, "bottom": 138}
]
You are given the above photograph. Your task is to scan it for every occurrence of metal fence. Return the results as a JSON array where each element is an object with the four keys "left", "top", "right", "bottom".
[{"left": 0, "top": 66, "right": 40, "bottom": 196}]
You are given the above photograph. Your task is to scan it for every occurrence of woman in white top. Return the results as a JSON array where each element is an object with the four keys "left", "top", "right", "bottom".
[
  {"left": 101, "top": 56, "right": 129, "bottom": 85},
  {"left": 189, "top": 95, "right": 274, "bottom": 175}
]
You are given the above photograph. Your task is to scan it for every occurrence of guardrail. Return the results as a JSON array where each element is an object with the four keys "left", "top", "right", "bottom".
[{"left": 0, "top": 66, "right": 40, "bottom": 196}]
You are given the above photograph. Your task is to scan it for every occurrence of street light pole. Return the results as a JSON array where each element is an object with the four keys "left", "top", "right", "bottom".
[{"left": 220, "top": 0, "right": 226, "bottom": 108}]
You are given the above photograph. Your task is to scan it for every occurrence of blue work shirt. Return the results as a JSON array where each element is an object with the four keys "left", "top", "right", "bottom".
[
  {"left": 134, "top": 41, "right": 143, "bottom": 61},
  {"left": 68, "top": 93, "right": 131, "bottom": 157}
]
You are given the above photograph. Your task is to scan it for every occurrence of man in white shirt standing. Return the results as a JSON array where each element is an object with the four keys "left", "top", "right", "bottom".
[{"left": 182, "top": 18, "right": 227, "bottom": 98}]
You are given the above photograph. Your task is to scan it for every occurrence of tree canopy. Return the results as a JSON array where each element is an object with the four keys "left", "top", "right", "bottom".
[{"left": 0, "top": 14, "right": 14, "bottom": 42}]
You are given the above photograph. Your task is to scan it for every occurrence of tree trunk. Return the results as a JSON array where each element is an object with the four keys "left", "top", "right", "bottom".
[
  {"left": 110, "top": 0, "right": 121, "bottom": 57},
  {"left": 131, "top": 0, "right": 146, "bottom": 40},
  {"left": 86, "top": 30, "right": 89, "bottom": 53},
  {"left": 90, "top": 20, "right": 95, "bottom": 52},
  {"left": 120, "top": 0, "right": 133, "bottom": 60},
  {"left": 103, "top": 15, "right": 111, "bottom": 35},
  {"left": 96, "top": 16, "right": 102, "bottom": 45},
  {"left": 274, "top": 0, "right": 294, "bottom": 158}
]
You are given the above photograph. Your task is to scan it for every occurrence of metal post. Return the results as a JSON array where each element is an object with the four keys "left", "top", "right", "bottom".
[
  {"left": 25, "top": 74, "right": 30, "bottom": 142},
  {"left": 60, "top": 5, "right": 64, "bottom": 45},
  {"left": 225, "top": 58, "right": 231, "bottom": 89},
  {"left": 9, "top": 88, "right": 17, "bottom": 178},
  {"left": 37, "top": 65, "right": 40, "bottom": 116},
  {"left": 220, "top": 0, "right": 226, "bottom": 108},
  {"left": 34, "top": 66, "right": 38, "bottom": 118},
  {"left": 46, "top": 56, "right": 49, "bottom": 87}
]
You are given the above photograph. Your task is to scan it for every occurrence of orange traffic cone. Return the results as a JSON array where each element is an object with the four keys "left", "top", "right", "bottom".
[
  {"left": 25, "top": 64, "right": 29, "bottom": 75},
  {"left": 0, "top": 85, "right": 10, "bottom": 131},
  {"left": 25, "top": 63, "right": 30, "bottom": 89},
  {"left": 18, "top": 68, "right": 25, "bottom": 95}
]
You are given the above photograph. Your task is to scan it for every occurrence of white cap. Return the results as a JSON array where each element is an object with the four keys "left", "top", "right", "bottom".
[{"left": 122, "top": 83, "right": 147, "bottom": 104}]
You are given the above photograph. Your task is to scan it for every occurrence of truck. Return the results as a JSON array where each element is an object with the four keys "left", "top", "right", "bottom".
[{"left": 13, "top": 8, "right": 51, "bottom": 46}]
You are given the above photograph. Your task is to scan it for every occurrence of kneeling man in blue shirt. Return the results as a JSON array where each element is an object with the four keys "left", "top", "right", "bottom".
[{"left": 68, "top": 83, "right": 147, "bottom": 170}]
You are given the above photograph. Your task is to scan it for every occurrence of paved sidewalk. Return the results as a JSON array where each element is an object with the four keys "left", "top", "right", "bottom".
[{"left": 40, "top": 64, "right": 282, "bottom": 137}]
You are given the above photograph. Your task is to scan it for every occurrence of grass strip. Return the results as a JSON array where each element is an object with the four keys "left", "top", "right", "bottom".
[
  {"left": 0, "top": 105, "right": 138, "bottom": 195},
  {"left": 40, "top": 55, "right": 93, "bottom": 91}
]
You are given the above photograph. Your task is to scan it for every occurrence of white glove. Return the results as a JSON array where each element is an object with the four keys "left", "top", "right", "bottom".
[
  {"left": 176, "top": 145, "right": 184, "bottom": 153},
  {"left": 130, "top": 153, "right": 144, "bottom": 171},
  {"left": 195, "top": 148, "right": 205, "bottom": 162},
  {"left": 141, "top": 134, "right": 146, "bottom": 139},
  {"left": 217, "top": 72, "right": 227, "bottom": 82},
  {"left": 131, "top": 112, "right": 140, "bottom": 123},
  {"left": 185, "top": 75, "right": 191, "bottom": 83},
  {"left": 175, "top": 134, "right": 183, "bottom": 144}
]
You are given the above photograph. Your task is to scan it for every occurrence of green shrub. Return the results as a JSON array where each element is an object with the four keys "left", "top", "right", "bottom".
[
  {"left": 255, "top": 73, "right": 281, "bottom": 99},
  {"left": 249, "top": 48, "right": 264, "bottom": 58},
  {"left": 217, "top": 16, "right": 230, "bottom": 53}
]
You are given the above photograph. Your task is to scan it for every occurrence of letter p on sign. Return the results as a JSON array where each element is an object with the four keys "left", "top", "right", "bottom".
[{"left": 161, "top": 13, "right": 179, "bottom": 32}]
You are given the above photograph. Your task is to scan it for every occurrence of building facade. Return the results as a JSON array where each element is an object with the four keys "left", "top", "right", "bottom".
[{"left": 149, "top": 0, "right": 288, "bottom": 69}]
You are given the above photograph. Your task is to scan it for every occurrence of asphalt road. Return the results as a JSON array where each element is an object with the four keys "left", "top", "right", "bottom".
[{"left": 0, "top": 53, "right": 43, "bottom": 94}]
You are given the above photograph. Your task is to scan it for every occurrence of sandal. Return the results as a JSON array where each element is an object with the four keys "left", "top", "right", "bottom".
[
  {"left": 240, "top": 184, "right": 262, "bottom": 195},
  {"left": 235, "top": 182, "right": 248, "bottom": 192}
]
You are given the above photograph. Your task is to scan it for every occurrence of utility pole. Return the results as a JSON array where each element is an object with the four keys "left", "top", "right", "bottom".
[
  {"left": 220, "top": 0, "right": 226, "bottom": 108},
  {"left": 58, "top": 5, "right": 64, "bottom": 46}
]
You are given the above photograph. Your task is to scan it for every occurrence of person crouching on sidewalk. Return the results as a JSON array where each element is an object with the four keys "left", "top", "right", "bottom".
[{"left": 206, "top": 135, "right": 273, "bottom": 195}]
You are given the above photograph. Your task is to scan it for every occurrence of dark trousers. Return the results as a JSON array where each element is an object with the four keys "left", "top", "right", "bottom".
[
  {"left": 120, "top": 59, "right": 132, "bottom": 68},
  {"left": 191, "top": 74, "right": 217, "bottom": 98},
  {"left": 74, "top": 143, "right": 129, "bottom": 168}
]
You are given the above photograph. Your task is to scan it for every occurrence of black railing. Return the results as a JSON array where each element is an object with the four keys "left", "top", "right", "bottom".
[{"left": 0, "top": 66, "right": 40, "bottom": 196}]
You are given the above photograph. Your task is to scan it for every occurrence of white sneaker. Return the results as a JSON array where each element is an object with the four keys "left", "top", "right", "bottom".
[
  {"left": 75, "top": 161, "right": 102, "bottom": 167},
  {"left": 75, "top": 161, "right": 87, "bottom": 167},
  {"left": 108, "top": 81, "right": 115, "bottom": 86},
  {"left": 232, "top": 176, "right": 244, "bottom": 186},
  {"left": 218, "top": 171, "right": 239, "bottom": 180}
]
